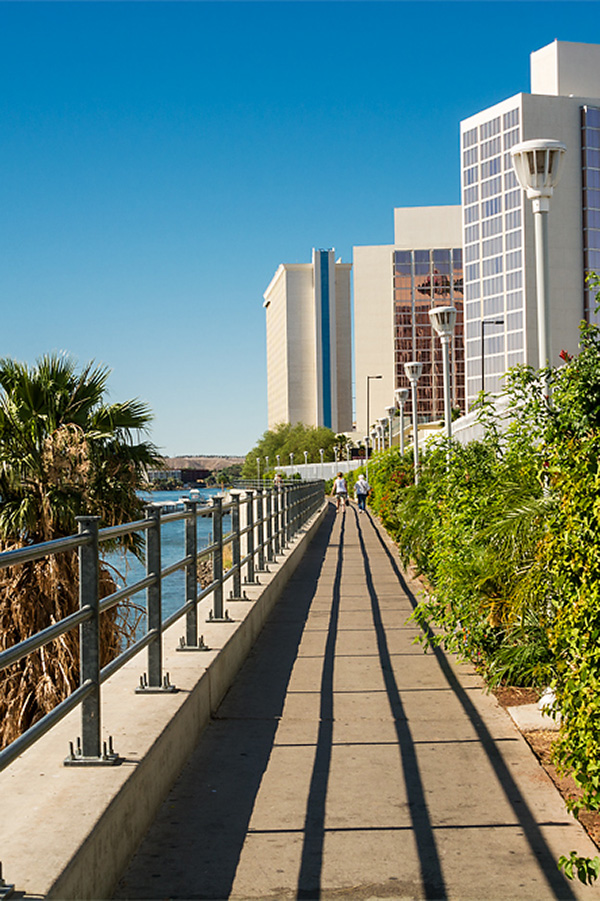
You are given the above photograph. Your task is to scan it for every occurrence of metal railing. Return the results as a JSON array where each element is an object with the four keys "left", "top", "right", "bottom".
[{"left": 0, "top": 480, "right": 324, "bottom": 774}]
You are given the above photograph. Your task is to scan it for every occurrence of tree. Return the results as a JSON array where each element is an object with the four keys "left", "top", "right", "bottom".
[
  {"left": 0, "top": 353, "right": 162, "bottom": 747},
  {"left": 241, "top": 423, "right": 340, "bottom": 477}
]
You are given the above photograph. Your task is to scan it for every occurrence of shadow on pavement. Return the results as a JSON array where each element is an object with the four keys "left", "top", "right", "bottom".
[
  {"left": 366, "top": 513, "right": 577, "bottom": 901},
  {"left": 114, "top": 507, "right": 335, "bottom": 901}
]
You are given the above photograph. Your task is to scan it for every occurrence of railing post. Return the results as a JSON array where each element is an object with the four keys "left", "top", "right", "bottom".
[
  {"left": 228, "top": 493, "right": 245, "bottom": 601},
  {"left": 177, "top": 500, "right": 203, "bottom": 650},
  {"left": 267, "top": 487, "right": 276, "bottom": 560},
  {"left": 137, "top": 506, "right": 176, "bottom": 693},
  {"left": 208, "top": 496, "right": 231, "bottom": 622},
  {"left": 244, "top": 490, "right": 257, "bottom": 584},
  {"left": 256, "top": 487, "right": 267, "bottom": 572},
  {"left": 65, "top": 516, "right": 119, "bottom": 765}
]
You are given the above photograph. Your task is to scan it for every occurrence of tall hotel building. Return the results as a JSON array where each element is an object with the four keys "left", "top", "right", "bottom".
[
  {"left": 263, "top": 249, "right": 352, "bottom": 433},
  {"left": 354, "top": 206, "right": 464, "bottom": 436},
  {"left": 461, "top": 40, "right": 600, "bottom": 406}
]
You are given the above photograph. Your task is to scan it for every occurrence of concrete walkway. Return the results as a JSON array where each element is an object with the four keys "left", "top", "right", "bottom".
[{"left": 114, "top": 503, "right": 598, "bottom": 901}]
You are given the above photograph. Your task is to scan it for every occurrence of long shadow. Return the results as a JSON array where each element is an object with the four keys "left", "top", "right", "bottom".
[
  {"left": 355, "top": 510, "right": 447, "bottom": 900},
  {"left": 365, "top": 516, "right": 577, "bottom": 901},
  {"left": 114, "top": 507, "right": 336, "bottom": 901},
  {"left": 296, "top": 509, "right": 345, "bottom": 899}
]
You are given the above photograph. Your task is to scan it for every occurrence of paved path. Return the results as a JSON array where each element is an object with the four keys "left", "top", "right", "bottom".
[{"left": 114, "top": 503, "right": 597, "bottom": 900}]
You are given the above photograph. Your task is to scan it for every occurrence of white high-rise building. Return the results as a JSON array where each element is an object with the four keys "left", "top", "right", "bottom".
[
  {"left": 461, "top": 40, "right": 600, "bottom": 406},
  {"left": 263, "top": 249, "right": 352, "bottom": 433}
]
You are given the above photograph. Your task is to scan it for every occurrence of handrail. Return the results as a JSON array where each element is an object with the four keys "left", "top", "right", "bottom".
[{"left": 0, "top": 480, "right": 325, "bottom": 775}]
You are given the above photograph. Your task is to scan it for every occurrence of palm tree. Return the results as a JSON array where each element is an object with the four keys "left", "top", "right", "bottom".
[{"left": 0, "top": 353, "right": 162, "bottom": 747}]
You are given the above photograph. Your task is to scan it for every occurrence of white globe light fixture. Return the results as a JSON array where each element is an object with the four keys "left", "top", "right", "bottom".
[
  {"left": 395, "top": 387, "right": 409, "bottom": 456},
  {"left": 404, "top": 361, "right": 423, "bottom": 484},
  {"left": 511, "top": 138, "right": 566, "bottom": 395},
  {"left": 428, "top": 306, "right": 457, "bottom": 443}
]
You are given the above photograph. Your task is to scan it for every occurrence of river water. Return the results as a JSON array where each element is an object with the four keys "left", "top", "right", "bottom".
[{"left": 102, "top": 488, "right": 231, "bottom": 625}]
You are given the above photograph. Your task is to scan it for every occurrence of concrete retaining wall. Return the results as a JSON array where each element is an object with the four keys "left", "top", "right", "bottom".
[{"left": 0, "top": 503, "right": 327, "bottom": 900}]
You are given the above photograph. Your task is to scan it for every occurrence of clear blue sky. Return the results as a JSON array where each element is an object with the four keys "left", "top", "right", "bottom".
[{"left": 1, "top": 1, "right": 599, "bottom": 456}]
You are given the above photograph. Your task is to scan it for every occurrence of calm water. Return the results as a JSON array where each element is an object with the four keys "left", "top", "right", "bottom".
[{"left": 102, "top": 488, "right": 231, "bottom": 624}]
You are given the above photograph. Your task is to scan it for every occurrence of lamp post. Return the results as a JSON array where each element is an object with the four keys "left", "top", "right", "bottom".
[
  {"left": 304, "top": 450, "right": 308, "bottom": 466},
  {"left": 428, "top": 306, "right": 457, "bottom": 442},
  {"left": 334, "top": 445, "right": 339, "bottom": 464},
  {"left": 366, "top": 374, "right": 382, "bottom": 439},
  {"left": 363, "top": 435, "right": 370, "bottom": 480},
  {"left": 264, "top": 456, "right": 269, "bottom": 482},
  {"left": 371, "top": 428, "right": 378, "bottom": 456},
  {"left": 511, "top": 138, "right": 566, "bottom": 397},
  {"left": 276, "top": 454, "right": 281, "bottom": 471},
  {"left": 289, "top": 452, "right": 294, "bottom": 469},
  {"left": 481, "top": 319, "right": 504, "bottom": 396},
  {"left": 395, "top": 387, "right": 409, "bottom": 455},
  {"left": 385, "top": 406, "right": 395, "bottom": 449},
  {"left": 319, "top": 447, "right": 324, "bottom": 480},
  {"left": 256, "top": 457, "right": 261, "bottom": 482},
  {"left": 404, "top": 361, "right": 423, "bottom": 484},
  {"left": 378, "top": 418, "right": 387, "bottom": 452}
]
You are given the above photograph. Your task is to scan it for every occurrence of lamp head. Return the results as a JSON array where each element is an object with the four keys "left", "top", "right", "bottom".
[
  {"left": 395, "top": 387, "right": 409, "bottom": 406},
  {"left": 404, "top": 360, "right": 423, "bottom": 384},
  {"left": 511, "top": 139, "right": 566, "bottom": 201},
  {"left": 428, "top": 305, "right": 457, "bottom": 338},
  {"left": 385, "top": 405, "right": 395, "bottom": 416}
]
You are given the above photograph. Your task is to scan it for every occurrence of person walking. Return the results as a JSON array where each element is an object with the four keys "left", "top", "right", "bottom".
[
  {"left": 354, "top": 473, "right": 371, "bottom": 513},
  {"left": 331, "top": 472, "right": 348, "bottom": 512}
]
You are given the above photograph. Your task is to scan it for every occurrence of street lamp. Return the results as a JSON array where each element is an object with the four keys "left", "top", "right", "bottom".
[
  {"left": 428, "top": 306, "right": 457, "bottom": 442},
  {"left": 378, "top": 418, "right": 387, "bottom": 452},
  {"left": 511, "top": 138, "right": 566, "bottom": 396},
  {"left": 481, "top": 318, "right": 504, "bottom": 396},
  {"left": 395, "top": 387, "right": 409, "bottom": 456},
  {"left": 289, "top": 452, "right": 294, "bottom": 470},
  {"left": 256, "top": 457, "right": 261, "bottom": 482},
  {"left": 371, "top": 428, "right": 378, "bottom": 455},
  {"left": 334, "top": 445, "right": 339, "bottom": 464},
  {"left": 363, "top": 435, "right": 370, "bottom": 480},
  {"left": 276, "top": 454, "right": 281, "bottom": 470},
  {"left": 385, "top": 406, "right": 395, "bottom": 449},
  {"left": 366, "top": 374, "right": 382, "bottom": 438},
  {"left": 404, "top": 361, "right": 423, "bottom": 484},
  {"left": 304, "top": 450, "right": 308, "bottom": 466}
]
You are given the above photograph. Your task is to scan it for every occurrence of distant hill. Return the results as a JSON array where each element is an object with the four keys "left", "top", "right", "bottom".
[{"left": 165, "top": 455, "right": 244, "bottom": 473}]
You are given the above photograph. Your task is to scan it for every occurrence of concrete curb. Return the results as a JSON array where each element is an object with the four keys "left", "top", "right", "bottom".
[{"left": 0, "top": 503, "right": 326, "bottom": 900}]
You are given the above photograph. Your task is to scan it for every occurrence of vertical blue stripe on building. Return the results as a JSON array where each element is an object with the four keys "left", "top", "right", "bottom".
[{"left": 319, "top": 251, "right": 332, "bottom": 428}]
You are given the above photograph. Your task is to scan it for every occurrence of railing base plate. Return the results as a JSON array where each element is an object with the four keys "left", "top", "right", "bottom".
[
  {"left": 177, "top": 635, "right": 211, "bottom": 652},
  {"left": 135, "top": 673, "right": 178, "bottom": 693}
]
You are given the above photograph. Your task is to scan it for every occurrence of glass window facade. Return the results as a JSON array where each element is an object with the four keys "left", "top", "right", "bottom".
[
  {"left": 393, "top": 248, "right": 464, "bottom": 423},
  {"left": 461, "top": 106, "right": 524, "bottom": 405},
  {"left": 582, "top": 106, "right": 600, "bottom": 325}
]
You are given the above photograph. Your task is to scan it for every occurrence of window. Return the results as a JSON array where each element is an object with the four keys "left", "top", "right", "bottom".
[
  {"left": 464, "top": 186, "right": 478, "bottom": 205},
  {"left": 463, "top": 147, "right": 478, "bottom": 166},
  {"left": 481, "top": 176, "right": 501, "bottom": 199},
  {"left": 466, "top": 263, "right": 480, "bottom": 281},
  {"left": 482, "top": 236, "right": 502, "bottom": 257},
  {"left": 482, "top": 197, "right": 502, "bottom": 218},
  {"left": 503, "top": 108, "right": 519, "bottom": 130},
  {"left": 463, "top": 127, "right": 478, "bottom": 148},
  {"left": 506, "top": 271, "right": 522, "bottom": 291},
  {"left": 506, "top": 250, "right": 522, "bottom": 271},
  {"left": 481, "top": 158, "right": 501, "bottom": 179},
  {"left": 480, "top": 117, "right": 501, "bottom": 140},
  {"left": 466, "top": 283, "right": 480, "bottom": 301},
  {"left": 483, "top": 256, "right": 503, "bottom": 276},
  {"left": 507, "top": 290, "right": 523, "bottom": 310},
  {"left": 464, "top": 205, "right": 479, "bottom": 224},
  {"left": 483, "top": 276, "right": 503, "bottom": 296},
  {"left": 481, "top": 136, "right": 501, "bottom": 160},
  {"left": 505, "top": 189, "right": 521, "bottom": 211},
  {"left": 464, "top": 166, "right": 479, "bottom": 186},
  {"left": 465, "top": 244, "right": 480, "bottom": 262},
  {"left": 465, "top": 224, "right": 479, "bottom": 243},
  {"left": 505, "top": 209, "right": 522, "bottom": 230},
  {"left": 505, "top": 229, "right": 522, "bottom": 250},
  {"left": 482, "top": 216, "right": 502, "bottom": 237}
]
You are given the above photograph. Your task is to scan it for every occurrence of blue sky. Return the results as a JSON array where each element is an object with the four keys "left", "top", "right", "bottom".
[{"left": 1, "top": 1, "right": 599, "bottom": 456}]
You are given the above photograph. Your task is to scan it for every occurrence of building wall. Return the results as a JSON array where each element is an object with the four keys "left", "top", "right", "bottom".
[
  {"left": 460, "top": 80, "right": 596, "bottom": 406},
  {"left": 263, "top": 252, "right": 352, "bottom": 433},
  {"left": 354, "top": 207, "right": 463, "bottom": 437},
  {"left": 264, "top": 266, "right": 289, "bottom": 427},
  {"left": 353, "top": 244, "right": 395, "bottom": 438}
]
